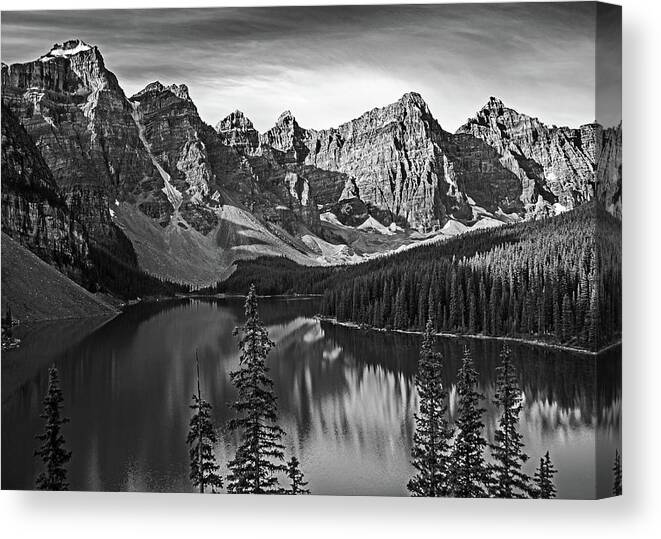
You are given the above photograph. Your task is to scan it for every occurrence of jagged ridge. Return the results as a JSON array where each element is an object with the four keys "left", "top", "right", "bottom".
[{"left": 2, "top": 39, "right": 621, "bottom": 288}]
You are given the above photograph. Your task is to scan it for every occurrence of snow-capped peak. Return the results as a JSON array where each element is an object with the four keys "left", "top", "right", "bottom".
[{"left": 39, "top": 40, "right": 92, "bottom": 62}]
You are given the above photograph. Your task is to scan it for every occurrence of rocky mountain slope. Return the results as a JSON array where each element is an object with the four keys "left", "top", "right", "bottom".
[
  {"left": 456, "top": 97, "right": 622, "bottom": 218},
  {"left": 261, "top": 92, "right": 527, "bottom": 229},
  {"left": 1, "top": 103, "right": 92, "bottom": 284},
  {"left": 2, "top": 39, "right": 622, "bottom": 288},
  {"left": 594, "top": 123, "right": 622, "bottom": 218},
  {"left": 1, "top": 40, "right": 151, "bottom": 270},
  {"left": 2, "top": 41, "right": 327, "bottom": 285},
  {"left": 263, "top": 93, "right": 622, "bottom": 227},
  {"left": 124, "top": 79, "right": 331, "bottom": 283}
]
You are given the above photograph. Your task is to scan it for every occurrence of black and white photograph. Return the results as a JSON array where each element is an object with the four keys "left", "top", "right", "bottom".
[{"left": 1, "top": 1, "right": 621, "bottom": 501}]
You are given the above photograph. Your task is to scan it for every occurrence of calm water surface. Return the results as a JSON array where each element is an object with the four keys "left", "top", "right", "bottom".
[{"left": 1, "top": 298, "right": 621, "bottom": 497}]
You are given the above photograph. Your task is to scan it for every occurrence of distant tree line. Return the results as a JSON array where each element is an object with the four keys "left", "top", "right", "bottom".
[
  {"left": 201, "top": 256, "right": 338, "bottom": 297},
  {"left": 86, "top": 244, "right": 191, "bottom": 300},
  {"left": 214, "top": 203, "right": 621, "bottom": 351}
]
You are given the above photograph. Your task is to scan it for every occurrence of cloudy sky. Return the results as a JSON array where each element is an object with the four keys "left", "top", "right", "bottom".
[{"left": 1, "top": 3, "right": 619, "bottom": 132}]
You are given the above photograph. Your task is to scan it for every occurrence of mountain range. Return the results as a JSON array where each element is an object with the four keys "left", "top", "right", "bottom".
[{"left": 1, "top": 39, "right": 621, "bottom": 292}]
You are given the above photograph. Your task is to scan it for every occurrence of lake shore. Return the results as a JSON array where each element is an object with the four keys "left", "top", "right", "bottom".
[
  {"left": 1, "top": 314, "right": 119, "bottom": 401},
  {"left": 183, "top": 293, "right": 324, "bottom": 299},
  {"left": 315, "top": 316, "right": 621, "bottom": 356},
  {"left": 17, "top": 291, "right": 619, "bottom": 357},
  {"left": 120, "top": 295, "right": 621, "bottom": 356}
]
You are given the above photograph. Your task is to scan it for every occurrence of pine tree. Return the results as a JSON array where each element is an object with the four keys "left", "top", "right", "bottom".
[
  {"left": 285, "top": 456, "right": 310, "bottom": 495},
  {"left": 490, "top": 277, "right": 501, "bottom": 335},
  {"left": 537, "top": 288, "right": 547, "bottom": 335},
  {"left": 394, "top": 288, "right": 407, "bottom": 329},
  {"left": 489, "top": 345, "right": 530, "bottom": 498},
  {"left": 383, "top": 278, "right": 392, "bottom": 327},
  {"left": 468, "top": 278, "right": 477, "bottom": 333},
  {"left": 457, "top": 277, "right": 466, "bottom": 331},
  {"left": 449, "top": 269, "right": 458, "bottom": 329},
  {"left": 34, "top": 366, "right": 71, "bottom": 491},
  {"left": 226, "top": 284, "right": 287, "bottom": 493},
  {"left": 561, "top": 293, "right": 573, "bottom": 342},
  {"left": 587, "top": 275, "right": 601, "bottom": 349},
  {"left": 532, "top": 451, "right": 557, "bottom": 499},
  {"left": 186, "top": 352, "right": 223, "bottom": 493},
  {"left": 612, "top": 450, "right": 622, "bottom": 495},
  {"left": 448, "top": 347, "right": 489, "bottom": 497},
  {"left": 407, "top": 320, "right": 454, "bottom": 496},
  {"left": 479, "top": 277, "right": 488, "bottom": 333}
]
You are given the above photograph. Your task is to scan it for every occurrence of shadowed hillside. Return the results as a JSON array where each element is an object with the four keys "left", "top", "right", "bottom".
[{"left": 1, "top": 233, "right": 118, "bottom": 323}]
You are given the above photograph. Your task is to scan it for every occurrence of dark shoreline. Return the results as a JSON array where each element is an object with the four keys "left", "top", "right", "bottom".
[
  {"left": 6, "top": 294, "right": 618, "bottom": 357},
  {"left": 112, "top": 295, "right": 623, "bottom": 355},
  {"left": 315, "top": 316, "right": 621, "bottom": 356}
]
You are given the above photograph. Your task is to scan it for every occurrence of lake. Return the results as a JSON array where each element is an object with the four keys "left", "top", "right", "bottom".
[{"left": 1, "top": 297, "right": 621, "bottom": 498}]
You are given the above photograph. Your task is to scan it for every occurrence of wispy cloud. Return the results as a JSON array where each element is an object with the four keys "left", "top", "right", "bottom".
[{"left": 1, "top": 4, "right": 604, "bottom": 131}]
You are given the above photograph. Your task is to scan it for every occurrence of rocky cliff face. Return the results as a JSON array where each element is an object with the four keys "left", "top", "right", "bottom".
[
  {"left": 595, "top": 124, "right": 622, "bottom": 218},
  {"left": 129, "top": 80, "right": 221, "bottom": 232},
  {"left": 1, "top": 104, "right": 92, "bottom": 284},
  {"left": 1, "top": 40, "right": 154, "bottom": 263},
  {"left": 2, "top": 42, "right": 324, "bottom": 285},
  {"left": 259, "top": 93, "right": 526, "bottom": 229},
  {"left": 257, "top": 94, "right": 621, "bottom": 229},
  {"left": 129, "top": 82, "right": 321, "bottom": 236},
  {"left": 215, "top": 110, "right": 259, "bottom": 153},
  {"left": 456, "top": 97, "right": 621, "bottom": 216}
]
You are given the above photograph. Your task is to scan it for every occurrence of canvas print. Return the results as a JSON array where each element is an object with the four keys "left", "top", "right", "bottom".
[{"left": 1, "top": 2, "right": 621, "bottom": 498}]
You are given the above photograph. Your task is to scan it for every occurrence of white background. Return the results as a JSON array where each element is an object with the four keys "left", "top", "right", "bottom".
[{"left": 1, "top": 0, "right": 658, "bottom": 537}]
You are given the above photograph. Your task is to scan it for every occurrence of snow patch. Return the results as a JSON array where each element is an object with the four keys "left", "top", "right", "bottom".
[
  {"left": 553, "top": 202, "right": 569, "bottom": 215},
  {"left": 302, "top": 233, "right": 365, "bottom": 265},
  {"left": 357, "top": 215, "right": 394, "bottom": 235},
  {"left": 109, "top": 208, "right": 116, "bottom": 218},
  {"left": 495, "top": 208, "right": 521, "bottom": 223},
  {"left": 320, "top": 212, "right": 346, "bottom": 227},
  {"left": 40, "top": 41, "right": 92, "bottom": 61},
  {"left": 471, "top": 217, "right": 503, "bottom": 230},
  {"left": 441, "top": 219, "right": 468, "bottom": 236},
  {"left": 162, "top": 178, "right": 183, "bottom": 211}
]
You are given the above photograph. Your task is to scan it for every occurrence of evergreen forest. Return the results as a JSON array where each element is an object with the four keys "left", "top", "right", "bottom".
[{"left": 211, "top": 203, "right": 621, "bottom": 351}]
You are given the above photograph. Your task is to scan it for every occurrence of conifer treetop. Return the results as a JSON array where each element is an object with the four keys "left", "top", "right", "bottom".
[
  {"left": 489, "top": 345, "right": 531, "bottom": 498},
  {"left": 226, "top": 284, "right": 287, "bottom": 494},
  {"left": 34, "top": 365, "right": 71, "bottom": 491},
  {"left": 448, "top": 346, "right": 489, "bottom": 498}
]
